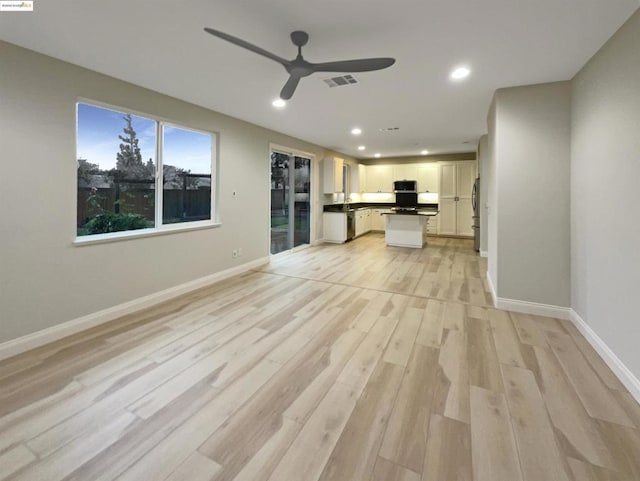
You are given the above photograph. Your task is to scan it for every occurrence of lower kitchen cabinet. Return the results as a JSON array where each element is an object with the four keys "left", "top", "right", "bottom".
[
  {"left": 426, "top": 218, "right": 438, "bottom": 235},
  {"left": 438, "top": 198, "right": 456, "bottom": 235},
  {"left": 355, "top": 209, "right": 372, "bottom": 237},
  {"left": 323, "top": 212, "right": 347, "bottom": 243},
  {"left": 371, "top": 209, "right": 386, "bottom": 231}
]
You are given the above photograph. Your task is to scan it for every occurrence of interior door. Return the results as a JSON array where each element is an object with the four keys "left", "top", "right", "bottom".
[{"left": 270, "top": 150, "right": 311, "bottom": 254}]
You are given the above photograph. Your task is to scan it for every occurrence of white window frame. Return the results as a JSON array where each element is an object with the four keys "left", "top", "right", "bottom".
[{"left": 74, "top": 99, "right": 219, "bottom": 246}]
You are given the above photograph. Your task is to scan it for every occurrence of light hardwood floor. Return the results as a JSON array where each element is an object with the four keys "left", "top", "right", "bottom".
[{"left": 1, "top": 233, "right": 639, "bottom": 481}]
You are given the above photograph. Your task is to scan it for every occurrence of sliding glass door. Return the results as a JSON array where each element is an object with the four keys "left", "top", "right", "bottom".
[{"left": 270, "top": 150, "right": 311, "bottom": 254}]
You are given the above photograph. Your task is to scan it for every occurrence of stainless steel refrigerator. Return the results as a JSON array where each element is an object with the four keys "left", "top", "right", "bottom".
[{"left": 472, "top": 177, "right": 480, "bottom": 252}]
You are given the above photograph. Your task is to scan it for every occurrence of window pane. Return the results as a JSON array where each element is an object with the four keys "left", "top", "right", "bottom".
[
  {"left": 293, "top": 156, "right": 311, "bottom": 247},
  {"left": 270, "top": 152, "right": 290, "bottom": 254},
  {"left": 162, "top": 126, "right": 212, "bottom": 225},
  {"left": 77, "top": 103, "right": 156, "bottom": 236}
]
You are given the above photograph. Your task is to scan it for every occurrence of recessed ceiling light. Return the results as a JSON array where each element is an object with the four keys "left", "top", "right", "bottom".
[
  {"left": 358, "top": 145, "right": 366, "bottom": 151},
  {"left": 374, "top": 153, "right": 381, "bottom": 158},
  {"left": 272, "top": 98, "right": 286, "bottom": 108},
  {"left": 450, "top": 67, "right": 471, "bottom": 80},
  {"left": 351, "top": 127, "right": 362, "bottom": 135},
  {"left": 421, "top": 150, "right": 429, "bottom": 155}
]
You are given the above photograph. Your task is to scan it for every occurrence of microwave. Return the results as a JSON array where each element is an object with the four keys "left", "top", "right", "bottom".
[{"left": 393, "top": 180, "right": 417, "bottom": 192}]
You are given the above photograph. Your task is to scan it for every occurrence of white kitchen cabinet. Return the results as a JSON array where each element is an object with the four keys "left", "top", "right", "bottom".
[
  {"left": 355, "top": 209, "right": 372, "bottom": 237},
  {"left": 323, "top": 157, "right": 344, "bottom": 194},
  {"left": 417, "top": 163, "right": 439, "bottom": 193},
  {"left": 438, "top": 160, "right": 476, "bottom": 236},
  {"left": 392, "top": 164, "right": 418, "bottom": 182},
  {"left": 437, "top": 198, "right": 456, "bottom": 235},
  {"left": 323, "top": 212, "right": 346, "bottom": 243},
  {"left": 365, "top": 165, "right": 393, "bottom": 192},
  {"left": 456, "top": 198, "right": 474, "bottom": 236},
  {"left": 371, "top": 209, "right": 386, "bottom": 231},
  {"left": 351, "top": 164, "right": 367, "bottom": 194},
  {"left": 425, "top": 218, "right": 438, "bottom": 235}
]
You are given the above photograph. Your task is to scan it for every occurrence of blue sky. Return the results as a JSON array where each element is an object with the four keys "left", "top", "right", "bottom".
[{"left": 77, "top": 103, "right": 212, "bottom": 174}]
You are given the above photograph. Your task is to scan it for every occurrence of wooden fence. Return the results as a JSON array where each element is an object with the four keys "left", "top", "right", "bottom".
[{"left": 78, "top": 187, "right": 211, "bottom": 226}]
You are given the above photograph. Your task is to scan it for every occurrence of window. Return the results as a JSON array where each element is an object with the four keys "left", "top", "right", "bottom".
[
  {"left": 76, "top": 102, "right": 215, "bottom": 238},
  {"left": 162, "top": 125, "right": 213, "bottom": 224}
]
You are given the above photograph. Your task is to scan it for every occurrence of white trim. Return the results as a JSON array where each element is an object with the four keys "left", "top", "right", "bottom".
[
  {"left": 570, "top": 309, "right": 640, "bottom": 403},
  {"left": 75, "top": 99, "right": 219, "bottom": 243},
  {"left": 480, "top": 250, "right": 488, "bottom": 258},
  {"left": 0, "top": 257, "right": 270, "bottom": 362},
  {"left": 486, "top": 271, "right": 497, "bottom": 307},
  {"left": 495, "top": 297, "right": 571, "bottom": 320},
  {"left": 485, "top": 271, "right": 570, "bottom": 319},
  {"left": 73, "top": 222, "right": 220, "bottom": 246}
]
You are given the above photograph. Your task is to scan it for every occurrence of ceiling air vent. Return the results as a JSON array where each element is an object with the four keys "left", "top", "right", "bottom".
[
  {"left": 379, "top": 127, "right": 400, "bottom": 132},
  {"left": 323, "top": 74, "right": 358, "bottom": 88}
]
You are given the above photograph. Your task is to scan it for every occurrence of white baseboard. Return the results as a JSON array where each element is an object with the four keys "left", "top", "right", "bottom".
[
  {"left": 495, "top": 297, "right": 571, "bottom": 320},
  {"left": 480, "top": 250, "right": 488, "bottom": 258},
  {"left": 0, "top": 257, "right": 270, "bottom": 362},
  {"left": 486, "top": 271, "right": 497, "bottom": 307},
  {"left": 570, "top": 309, "right": 640, "bottom": 403}
]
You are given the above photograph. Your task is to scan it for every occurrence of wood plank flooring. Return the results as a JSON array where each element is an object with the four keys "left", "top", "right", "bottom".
[{"left": 0, "top": 233, "right": 638, "bottom": 481}]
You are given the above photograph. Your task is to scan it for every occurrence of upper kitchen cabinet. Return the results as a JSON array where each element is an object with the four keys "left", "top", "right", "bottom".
[
  {"left": 350, "top": 164, "right": 367, "bottom": 193},
  {"left": 323, "top": 157, "right": 344, "bottom": 193},
  {"left": 417, "top": 163, "right": 439, "bottom": 193},
  {"left": 438, "top": 160, "right": 477, "bottom": 236},
  {"left": 365, "top": 165, "right": 393, "bottom": 192},
  {"left": 392, "top": 164, "right": 418, "bottom": 181}
]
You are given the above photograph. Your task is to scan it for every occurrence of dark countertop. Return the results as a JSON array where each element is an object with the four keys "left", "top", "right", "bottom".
[
  {"left": 324, "top": 202, "right": 438, "bottom": 213},
  {"left": 383, "top": 210, "right": 439, "bottom": 216}
]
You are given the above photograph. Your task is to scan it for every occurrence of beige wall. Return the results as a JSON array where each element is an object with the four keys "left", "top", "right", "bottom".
[
  {"left": 571, "top": 9, "right": 640, "bottom": 377},
  {"left": 0, "top": 41, "right": 351, "bottom": 344},
  {"left": 491, "top": 82, "right": 572, "bottom": 307}
]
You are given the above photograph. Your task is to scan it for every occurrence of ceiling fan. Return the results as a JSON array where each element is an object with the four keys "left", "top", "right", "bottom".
[{"left": 203, "top": 27, "right": 395, "bottom": 100}]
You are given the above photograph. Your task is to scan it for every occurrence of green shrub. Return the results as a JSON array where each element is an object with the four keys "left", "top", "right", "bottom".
[{"left": 86, "top": 212, "right": 149, "bottom": 234}]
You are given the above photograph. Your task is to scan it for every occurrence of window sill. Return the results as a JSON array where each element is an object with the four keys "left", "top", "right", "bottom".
[{"left": 73, "top": 221, "right": 221, "bottom": 247}]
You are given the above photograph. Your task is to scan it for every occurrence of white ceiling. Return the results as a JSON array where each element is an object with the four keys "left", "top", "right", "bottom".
[{"left": 1, "top": 0, "right": 637, "bottom": 158}]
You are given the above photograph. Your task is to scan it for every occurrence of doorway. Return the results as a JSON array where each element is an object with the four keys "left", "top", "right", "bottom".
[{"left": 270, "top": 149, "right": 312, "bottom": 255}]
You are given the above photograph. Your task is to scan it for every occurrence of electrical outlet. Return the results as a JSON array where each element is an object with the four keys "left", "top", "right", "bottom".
[
  {"left": 232, "top": 249, "right": 238, "bottom": 258},
  {"left": 238, "top": 248, "right": 243, "bottom": 257}
]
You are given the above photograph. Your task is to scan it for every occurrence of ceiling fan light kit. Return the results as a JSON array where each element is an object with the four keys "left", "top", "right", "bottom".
[{"left": 204, "top": 27, "right": 395, "bottom": 100}]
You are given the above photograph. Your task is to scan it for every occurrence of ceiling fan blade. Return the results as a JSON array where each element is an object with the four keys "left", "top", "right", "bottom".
[
  {"left": 204, "top": 27, "right": 290, "bottom": 67},
  {"left": 280, "top": 74, "right": 302, "bottom": 100},
  {"left": 311, "top": 57, "right": 395, "bottom": 73}
]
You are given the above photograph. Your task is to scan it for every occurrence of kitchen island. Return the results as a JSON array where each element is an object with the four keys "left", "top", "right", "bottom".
[{"left": 383, "top": 210, "right": 439, "bottom": 248}]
